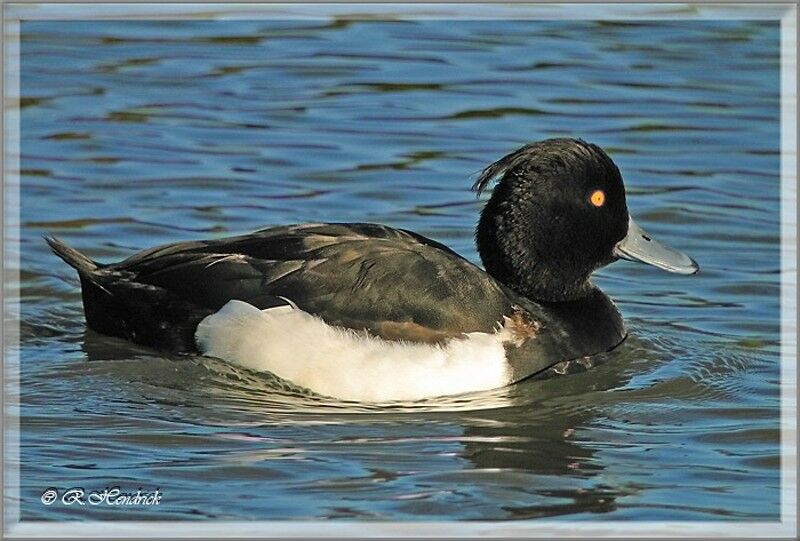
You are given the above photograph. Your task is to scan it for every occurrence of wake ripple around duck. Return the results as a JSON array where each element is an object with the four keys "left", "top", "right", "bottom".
[
  {"left": 28, "top": 302, "right": 775, "bottom": 423},
  {"left": 172, "top": 317, "right": 773, "bottom": 422}
]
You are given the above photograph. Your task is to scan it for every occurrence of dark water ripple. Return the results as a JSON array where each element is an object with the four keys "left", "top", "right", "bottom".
[{"left": 15, "top": 17, "right": 781, "bottom": 521}]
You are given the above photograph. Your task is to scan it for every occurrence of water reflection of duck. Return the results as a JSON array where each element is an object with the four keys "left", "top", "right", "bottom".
[
  {"left": 457, "top": 352, "right": 644, "bottom": 519},
  {"left": 460, "top": 414, "right": 621, "bottom": 518},
  {"left": 47, "top": 138, "right": 697, "bottom": 402}
]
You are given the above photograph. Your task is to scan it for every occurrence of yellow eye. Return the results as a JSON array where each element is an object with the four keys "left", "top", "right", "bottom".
[{"left": 590, "top": 189, "right": 605, "bottom": 207}]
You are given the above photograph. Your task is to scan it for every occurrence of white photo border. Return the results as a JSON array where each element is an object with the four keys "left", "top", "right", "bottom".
[{"left": 2, "top": 2, "right": 796, "bottom": 538}]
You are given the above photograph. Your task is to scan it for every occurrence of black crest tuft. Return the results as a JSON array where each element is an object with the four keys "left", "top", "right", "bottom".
[{"left": 472, "top": 138, "right": 597, "bottom": 196}]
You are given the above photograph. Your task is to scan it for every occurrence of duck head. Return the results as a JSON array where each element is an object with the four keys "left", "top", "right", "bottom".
[{"left": 475, "top": 138, "right": 698, "bottom": 302}]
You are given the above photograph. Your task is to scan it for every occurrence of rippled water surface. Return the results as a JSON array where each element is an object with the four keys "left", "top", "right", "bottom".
[{"left": 14, "top": 13, "right": 782, "bottom": 522}]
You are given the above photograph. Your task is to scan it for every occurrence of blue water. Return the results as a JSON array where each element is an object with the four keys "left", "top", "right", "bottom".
[{"left": 15, "top": 16, "right": 781, "bottom": 521}]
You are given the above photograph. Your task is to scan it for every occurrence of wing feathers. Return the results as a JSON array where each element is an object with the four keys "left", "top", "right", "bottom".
[{"left": 107, "top": 223, "right": 514, "bottom": 335}]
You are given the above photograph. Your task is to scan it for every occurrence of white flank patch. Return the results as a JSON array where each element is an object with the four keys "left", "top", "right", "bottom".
[{"left": 195, "top": 300, "right": 512, "bottom": 402}]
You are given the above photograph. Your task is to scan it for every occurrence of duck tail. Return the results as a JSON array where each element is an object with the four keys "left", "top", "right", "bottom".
[{"left": 44, "top": 236, "right": 99, "bottom": 273}]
